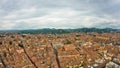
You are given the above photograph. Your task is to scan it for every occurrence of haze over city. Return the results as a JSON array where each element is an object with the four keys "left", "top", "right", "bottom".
[{"left": 0, "top": 0, "right": 120, "bottom": 30}]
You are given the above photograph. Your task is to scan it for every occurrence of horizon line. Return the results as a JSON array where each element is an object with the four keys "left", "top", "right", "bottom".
[{"left": 0, "top": 27, "right": 119, "bottom": 31}]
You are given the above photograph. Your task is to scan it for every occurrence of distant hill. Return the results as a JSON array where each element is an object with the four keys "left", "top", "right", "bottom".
[{"left": 0, "top": 28, "right": 119, "bottom": 34}]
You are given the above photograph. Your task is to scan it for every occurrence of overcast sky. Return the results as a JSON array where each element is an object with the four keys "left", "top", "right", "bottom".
[{"left": 0, "top": 0, "right": 120, "bottom": 30}]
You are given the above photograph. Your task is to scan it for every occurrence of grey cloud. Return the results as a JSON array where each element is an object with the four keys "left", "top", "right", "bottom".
[{"left": 0, "top": 0, "right": 120, "bottom": 30}]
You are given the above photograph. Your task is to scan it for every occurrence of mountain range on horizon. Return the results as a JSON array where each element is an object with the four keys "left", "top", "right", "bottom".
[{"left": 0, "top": 28, "right": 119, "bottom": 34}]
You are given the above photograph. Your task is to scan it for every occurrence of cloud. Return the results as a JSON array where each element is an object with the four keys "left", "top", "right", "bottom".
[{"left": 0, "top": 0, "right": 120, "bottom": 30}]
